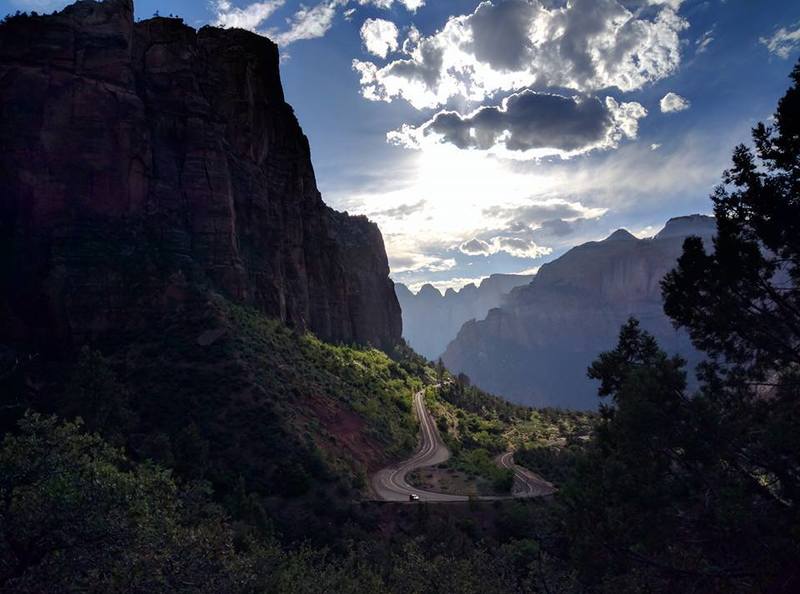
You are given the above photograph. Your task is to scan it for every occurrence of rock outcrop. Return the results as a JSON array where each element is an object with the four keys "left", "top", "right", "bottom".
[
  {"left": 0, "top": 0, "right": 401, "bottom": 353},
  {"left": 395, "top": 273, "right": 534, "bottom": 360},
  {"left": 442, "top": 216, "right": 715, "bottom": 409}
]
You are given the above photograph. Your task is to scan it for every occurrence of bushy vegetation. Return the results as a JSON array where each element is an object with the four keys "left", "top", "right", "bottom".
[
  {"left": 426, "top": 376, "right": 594, "bottom": 493},
  {"left": 559, "top": 61, "right": 800, "bottom": 592},
  {"left": 0, "top": 412, "right": 577, "bottom": 593}
]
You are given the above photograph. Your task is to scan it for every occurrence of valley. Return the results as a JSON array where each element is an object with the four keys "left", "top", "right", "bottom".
[{"left": 2, "top": 1, "right": 799, "bottom": 592}]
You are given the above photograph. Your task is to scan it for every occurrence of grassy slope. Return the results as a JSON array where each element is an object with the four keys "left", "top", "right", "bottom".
[{"left": 96, "top": 292, "right": 424, "bottom": 505}]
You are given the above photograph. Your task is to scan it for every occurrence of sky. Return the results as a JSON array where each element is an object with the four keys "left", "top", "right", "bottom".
[{"left": 6, "top": 0, "right": 800, "bottom": 293}]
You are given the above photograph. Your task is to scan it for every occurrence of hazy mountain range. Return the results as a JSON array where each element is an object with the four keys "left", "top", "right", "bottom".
[
  {"left": 394, "top": 274, "right": 535, "bottom": 360},
  {"left": 441, "top": 215, "right": 716, "bottom": 409}
]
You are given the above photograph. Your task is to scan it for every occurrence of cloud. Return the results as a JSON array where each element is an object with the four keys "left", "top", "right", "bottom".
[
  {"left": 459, "top": 236, "right": 552, "bottom": 259},
  {"left": 650, "top": 143, "right": 662, "bottom": 150},
  {"left": 696, "top": 28, "right": 714, "bottom": 53},
  {"left": 389, "top": 90, "right": 647, "bottom": 160},
  {"left": 660, "top": 91, "right": 690, "bottom": 113},
  {"left": 358, "top": 0, "right": 425, "bottom": 11},
  {"left": 272, "top": 1, "right": 340, "bottom": 46},
  {"left": 486, "top": 198, "right": 607, "bottom": 226},
  {"left": 360, "top": 18, "right": 400, "bottom": 58},
  {"left": 760, "top": 23, "right": 800, "bottom": 59},
  {"left": 646, "top": 0, "right": 683, "bottom": 9},
  {"left": 213, "top": 0, "right": 285, "bottom": 30},
  {"left": 406, "top": 276, "right": 489, "bottom": 293},
  {"left": 353, "top": 0, "right": 687, "bottom": 110},
  {"left": 513, "top": 266, "right": 540, "bottom": 276},
  {"left": 456, "top": 198, "right": 605, "bottom": 259},
  {"left": 369, "top": 199, "right": 426, "bottom": 218},
  {"left": 213, "top": 0, "right": 345, "bottom": 46},
  {"left": 391, "top": 254, "right": 456, "bottom": 273},
  {"left": 459, "top": 238, "right": 492, "bottom": 256}
]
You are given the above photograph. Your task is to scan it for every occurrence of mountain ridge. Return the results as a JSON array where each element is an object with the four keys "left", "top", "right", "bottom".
[
  {"left": 442, "top": 215, "right": 715, "bottom": 408},
  {"left": 394, "top": 273, "right": 535, "bottom": 360}
]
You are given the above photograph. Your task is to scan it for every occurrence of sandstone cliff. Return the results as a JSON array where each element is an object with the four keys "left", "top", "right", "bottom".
[
  {"left": 0, "top": 0, "right": 401, "bottom": 353},
  {"left": 395, "top": 273, "right": 534, "bottom": 360},
  {"left": 442, "top": 216, "right": 715, "bottom": 409}
]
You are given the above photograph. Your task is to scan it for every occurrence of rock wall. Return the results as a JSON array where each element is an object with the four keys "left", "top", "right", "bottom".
[{"left": 0, "top": 0, "right": 401, "bottom": 353}]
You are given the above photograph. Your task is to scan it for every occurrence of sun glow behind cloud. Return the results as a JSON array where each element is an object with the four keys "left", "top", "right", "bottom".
[{"left": 338, "top": 144, "right": 590, "bottom": 279}]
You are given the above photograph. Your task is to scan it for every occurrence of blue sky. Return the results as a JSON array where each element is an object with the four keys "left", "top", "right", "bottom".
[{"left": 6, "top": 0, "right": 800, "bottom": 292}]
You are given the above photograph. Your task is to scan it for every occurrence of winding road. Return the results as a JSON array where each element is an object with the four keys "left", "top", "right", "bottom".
[
  {"left": 371, "top": 389, "right": 556, "bottom": 502},
  {"left": 496, "top": 451, "right": 556, "bottom": 498},
  {"left": 372, "top": 389, "right": 467, "bottom": 501}
]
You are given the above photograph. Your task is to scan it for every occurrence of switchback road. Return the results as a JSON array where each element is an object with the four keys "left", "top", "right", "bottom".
[
  {"left": 496, "top": 452, "right": 556, "bottom": 498},
  {"left": 372, "top": 389, "right": 556, "bottom": 502},
  {"left": 372, "top": 390, "right": 467, "bottom": 502}
]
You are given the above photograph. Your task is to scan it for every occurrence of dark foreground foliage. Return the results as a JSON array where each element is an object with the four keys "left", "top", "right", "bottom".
[{"left": 559, "top": 60, "right": 800, "bottom": 593}]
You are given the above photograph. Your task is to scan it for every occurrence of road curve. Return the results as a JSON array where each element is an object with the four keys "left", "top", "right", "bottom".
[
  {"left": 372, "top": 389, "right": 557, "bottom": 502},
  {"left": 372, "top": 390, "right": 468, "bottom": 502},
  {"left": 496, "top": 452, "right": 557, "bottom": 498}
]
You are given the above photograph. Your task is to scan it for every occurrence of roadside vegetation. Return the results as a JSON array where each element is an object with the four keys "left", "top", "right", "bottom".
[{"left": 422, "top": 375, "right": 595, "bottom": 494}]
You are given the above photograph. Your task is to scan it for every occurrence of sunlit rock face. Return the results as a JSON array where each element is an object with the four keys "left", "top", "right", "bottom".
[
  {"left": 395, "top": 274, "right": 535, "bottom": 360},
  {"left": 0, "top": 0, "right": 401, "bottom": 353},
  {"left": 442, "top": 216, "right": 716, "bottom": 409}
]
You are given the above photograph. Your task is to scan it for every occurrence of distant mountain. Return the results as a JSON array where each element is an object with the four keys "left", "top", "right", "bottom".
[
  {"left": 442, "top": 215, "right": 715, "bottom": 409},
  {"left": 395, "top": 274, "right": 535, "bottom": 360}
]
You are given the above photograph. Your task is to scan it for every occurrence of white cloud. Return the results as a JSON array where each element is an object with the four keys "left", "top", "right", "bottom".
[
  {"left": 760, "top": 23, "right": 800, "bottom": 59},
  {"left": 358, "top": 0, "right": 425, "bottom": 11},
  {"left": 696, "top": 28, "right": 714, "bottom": 53},
  {"left": 647, "top": 0, "right": 683, "bottom": 9},
  {"left": 390, "top": 90, "right": 647, "bottom": 160},
  {"left": 513, "top": 266, "right": 540, "bottom": 276},
  {"left": 360, "top": 18, "right": 400, "bottom": 58},
  {"left": 660, "top": 91, "right": 690, "bottom": 113},
  {"left": 213, "top": 0, "right": 345, "bottom": 46},
  {"left": 353, "top": 0, "right": 688, "bottom": 110},
  {"left": 407, "top": 276, "right": 488, "bottom": 294},
  {"left": 650, "top": 143, "right": 662, "bottom": 150},
  {"left": 633, "top": 225, "right": 658, "bottom": 238},
  {"left": 213, "top": 0, "right": 285, "bottom": 30},
  {"left": 459, "top": 236, "right": 552, "bottom": 258},
  {"left": 272, "top": 1, "right": 340, "bottom": 46}
]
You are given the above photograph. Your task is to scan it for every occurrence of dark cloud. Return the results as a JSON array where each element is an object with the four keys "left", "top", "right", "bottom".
[
  {"left": 427, "top": 91, "right": 611, "bottom": 152},
  {"left": 460, "top": 238, "right": 492, "bottom": 255},
  {"left": 470, "top": 0, "right": 538, "bottom": 70},
  {"left": 391, "top": 90, "right": 646, "bottom": 157},
  {"left": 537, "top": 218, "right": 575, "bottom": 237},
  {"left": 485, "top": 200, "right": 593, "bottom": 223},
  {"left": 371, "top": 200, "right": 426, "bottom": 218}
]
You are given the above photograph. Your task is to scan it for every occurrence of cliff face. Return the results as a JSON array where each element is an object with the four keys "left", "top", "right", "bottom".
[
  {"left": 0, "top": 0, "right": 401, "bottom": 352},
  {"left": 442, "top": 216, "right": 715, "bottom": 409},
  {"left": 394, "top": 274, "right": 534, "bottom": 360}
]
